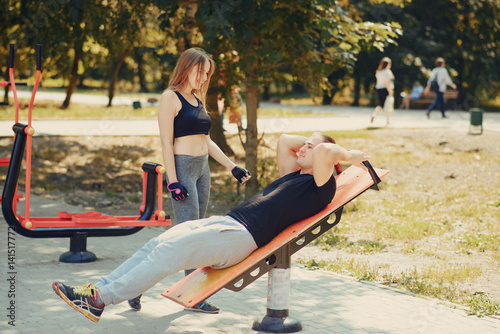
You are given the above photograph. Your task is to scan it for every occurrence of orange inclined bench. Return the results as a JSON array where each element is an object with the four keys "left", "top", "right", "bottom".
[{"left": 162, "top": 162, "right": 389, "bottom": 333}]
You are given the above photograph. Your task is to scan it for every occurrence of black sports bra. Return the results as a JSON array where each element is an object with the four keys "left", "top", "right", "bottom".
[{"left": 173, "top": 91, "right": 212, "bottom": 138}]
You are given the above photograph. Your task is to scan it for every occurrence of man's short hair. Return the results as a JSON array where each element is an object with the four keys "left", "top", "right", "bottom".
[
  {"left": 314, "top": 132, "right": 336, "bottom": 144},
  {"left": 435, "top": 57, "right": 445, "bottom": 67}
]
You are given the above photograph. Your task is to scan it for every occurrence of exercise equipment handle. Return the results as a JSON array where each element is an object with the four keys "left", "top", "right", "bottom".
[
  {"left": 36, "top": 44, "right": 42, "bottom": 71},
  {"left": 9, "top": 44, "right": 15, "bottom": 69},
  {"left": 362, "top": 161, "right": 382, "bottom": 190}
]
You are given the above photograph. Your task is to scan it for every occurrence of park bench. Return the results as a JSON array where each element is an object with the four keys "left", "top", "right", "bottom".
[
  {"left": 409, "top": 89, "right": 459, "bottom": 110},
  {"left": 162, "top": 162, "right": 389, "bottom": 333}
]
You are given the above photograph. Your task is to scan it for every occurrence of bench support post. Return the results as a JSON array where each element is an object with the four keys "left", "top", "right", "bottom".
[
  {"left": 59, "top": 232, "right": 97, "bottom": 263},
  {"left": 252, "top": 245, "right": 302, "bottom": 333}
]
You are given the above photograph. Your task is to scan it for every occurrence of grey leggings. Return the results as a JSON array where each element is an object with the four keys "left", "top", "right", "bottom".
[{"left": 168, "top": 154, "right": 210, "bottom": 225}]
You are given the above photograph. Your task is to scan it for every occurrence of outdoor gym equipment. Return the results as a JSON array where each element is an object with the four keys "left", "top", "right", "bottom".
[
  {"left": 1, "top": 44, "right": 171, "bottom": 263},
  {"left": 0, "top": 43, "right": 28, "bottom": 182},
  {"left": 163, "top": 161, "right": 388, "bottom": 333}
]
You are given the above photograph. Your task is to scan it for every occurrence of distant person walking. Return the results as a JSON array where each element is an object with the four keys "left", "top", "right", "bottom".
[
  {"left": 400, "top": 81, "right": 423, "bottom": 110},
  {"left": 424, "top": 57, "right": 456, "bottom": 118},
  {"left": 371, "top": 57, "right": 394, "bottom": 126}
]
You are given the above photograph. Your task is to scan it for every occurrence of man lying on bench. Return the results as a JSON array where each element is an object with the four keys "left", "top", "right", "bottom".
[{"left": 52, "top": 132, "right": 370, "bottom": 323}]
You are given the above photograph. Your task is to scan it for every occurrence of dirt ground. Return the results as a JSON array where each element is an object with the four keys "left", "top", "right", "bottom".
[{"left": 1, "top": 127, "right": 499, "bottom": 306}]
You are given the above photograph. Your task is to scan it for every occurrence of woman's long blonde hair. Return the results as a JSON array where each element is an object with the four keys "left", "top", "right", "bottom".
[
  {"left": 377, "top": 57, "right": 392, "bottom": 71},
  {"left": 168, "top": 47, "right": 215, "bottom": 109}
]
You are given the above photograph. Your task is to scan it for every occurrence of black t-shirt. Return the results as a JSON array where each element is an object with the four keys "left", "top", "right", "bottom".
[{"left": 228, "top": 171, "right": 336, "bottom": 247}]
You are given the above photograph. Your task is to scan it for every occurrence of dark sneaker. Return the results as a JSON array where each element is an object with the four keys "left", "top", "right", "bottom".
[
  {"left": 184, "top": 301, "right": 220, "bottom": 314},
  {"left": 128, "top": 295, "right": 142, "bottom": 311},
  {"left": 52, "top": 281, "right": 104, "bottom": 323}
]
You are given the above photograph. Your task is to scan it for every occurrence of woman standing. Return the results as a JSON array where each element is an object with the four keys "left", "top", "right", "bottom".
[
  {"left": 370, "top": 57, "right": 394, "bottom": 125},
  {"left": 129, "top": 48, "right": 251, "bottom": 314}
]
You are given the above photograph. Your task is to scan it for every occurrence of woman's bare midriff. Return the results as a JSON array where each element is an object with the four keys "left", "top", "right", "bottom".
[{"left": 173, "top": 134, "right": 208, "bottom": 156}]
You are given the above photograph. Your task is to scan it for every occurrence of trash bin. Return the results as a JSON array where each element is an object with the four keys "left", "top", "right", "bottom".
[
  {"left": 133, "top": 101, "right": 142, "bottom": 109},
  {"left": 469, "top": 108, "right": 483, "bottom": 135}
]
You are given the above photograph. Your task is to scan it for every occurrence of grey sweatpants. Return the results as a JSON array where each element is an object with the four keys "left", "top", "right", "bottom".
[
  {"left": 96, "top": 216, "right": 257, "bottom": 306},
  {"left": 169, "top": 154, "right": 210, "bottom": 225}
]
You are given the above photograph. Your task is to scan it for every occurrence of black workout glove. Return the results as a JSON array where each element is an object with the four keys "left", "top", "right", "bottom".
[
  {"left": 231, "top": 166, "right": 251, "bottom": 184},
  {"left": 167, "top": 182, "right": 189, "bottom": 201}
]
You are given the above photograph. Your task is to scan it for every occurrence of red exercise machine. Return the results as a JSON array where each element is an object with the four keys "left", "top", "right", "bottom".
[{"left": 1, "top": 44, "right": 171, "bottom": 263}]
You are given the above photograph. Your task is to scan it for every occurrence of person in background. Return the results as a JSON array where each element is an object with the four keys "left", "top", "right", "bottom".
[
  {"left": 424, "top": 57, "right": 456, "bottom": 118},
  {"left": 371, "top": 57, "right": 395, "bottom": 125},
  {"left": 399, "top": 81, "right": 423, "bottom": 110},
  {"left": 128, "top": 48, "right": 251, "bottom": 314}
]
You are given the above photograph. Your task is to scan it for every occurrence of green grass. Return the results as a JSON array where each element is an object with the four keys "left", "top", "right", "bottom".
[
  {"left": 257, "top": 106, "right": 336, "bottom": 117},
  {"left": 314, "top": 227, "right": 387, "bottom": 254},
  {"left": 298, "top": 257, "right": 493, "bottom": 313},
  {"left": 464, "top": 294, "right": 500, "bottom": 317},
  {"left": 456, "top": 233, "right": 500, "bottom": 252},
  {"left": 300, "top": 257, "right": 389, "bottom": 282},
  {"left": 0, "top": 98, "right": 158, "bottom": 120}
]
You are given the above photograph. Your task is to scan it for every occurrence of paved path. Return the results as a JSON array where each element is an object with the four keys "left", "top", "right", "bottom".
[
  {"left": 0, "top": 194, "right": 499, "bottom": 333},
  {"left": 1, "top": 89, "right": 500, "bottom": 136}
]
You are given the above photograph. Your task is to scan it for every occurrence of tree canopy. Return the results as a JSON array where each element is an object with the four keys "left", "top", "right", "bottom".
[{"left": 1, "top": 0, "right": 499, "bottom": 193}]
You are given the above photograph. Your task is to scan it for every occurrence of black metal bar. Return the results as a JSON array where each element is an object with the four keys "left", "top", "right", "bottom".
[
  {"left": 138, "top": 162, "right": 161, "bottom": 221},
  {"left": 2, "top": 82, "right": 28, "bottom": 87},
  {"left": 59, "top": 232, "right": 97, "bottom": 263},
  {"left": 36, "top": 44, "right": 42, "bottom": 71},
  {"left": 9, "top": 44, "right": 14, "bottom": 69},
  {"left": 363, "top": 160, "right": 381, "bottom": 190}
]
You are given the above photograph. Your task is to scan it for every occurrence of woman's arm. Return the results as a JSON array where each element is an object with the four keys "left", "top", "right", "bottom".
[
  {"left": 206, "top": 136, "right": 236, "bottom": 170},
  {"left": 443, "top": 69, "right": 456, "bottom": 89},
  {"left": 206, "top": 136, "right": 251, "bottom": 184},
  {"left": 386, "top": 70, "right": 394, "bottom": 96},
  {"left": 157, "top": 90, "right": 182, "bottom": 183},
  {"left": 424, "top": 69, "right": 437, "bottom": 93}
]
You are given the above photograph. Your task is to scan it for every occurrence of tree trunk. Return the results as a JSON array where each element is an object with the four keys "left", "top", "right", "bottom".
[
  {"left": 262, "top": 85, "right": 269, "bottom": 101},
  {"left": 207, "top": 85, "right": 234, "bottom": 156},
  {"left": 352, "top": 64, "right": 361, "bottom": 106},
  {"left": 107, "top": 49, "right": 132, "bottom": 107},
  {"left": 135, "top": 47, "right": 148, "bottom": 93},
  {"left": 322, "top": 89, "right": 334, "bottom": 105},
  {"left": 61, "top": 0, "right": 86, "bottom": 109},
  {"left": 177, "top": 0, "right": 198, "bottom": 53},
  {"left": 61, "top": 45, "right": 82, "bottom": 109},
  {"left": 244, "top": 72, "right": 260, "bottom": 198}
]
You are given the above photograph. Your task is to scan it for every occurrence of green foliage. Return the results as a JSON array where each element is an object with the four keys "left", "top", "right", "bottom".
[
  {"left": 351, "top": 0, "right": 500, "bottom": 107},
  {"left": 300, "top": 256, "right": 385, "bottom": 281},
  {"left": 465, "top": 294, "right": 500, "bottom": 317},
  {"left": 299, "top": 258, "right": 485, "bottom": 306},
  {"left": 315, "top": 228, "right": 387, "bottom": 254},
  {"left": 456, "top": 233, "right": 500, "bottom": 252},
  {"left": 255, "top": 156, "right": 279, "bottom": 188}
]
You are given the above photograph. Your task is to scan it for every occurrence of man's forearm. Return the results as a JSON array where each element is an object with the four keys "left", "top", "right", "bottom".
[
  {"left": 278, "top": 134, "right": 307, "bottom": 153},
  {"left": 315, "top": 143, "right": 369, "bottom": 169}
]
